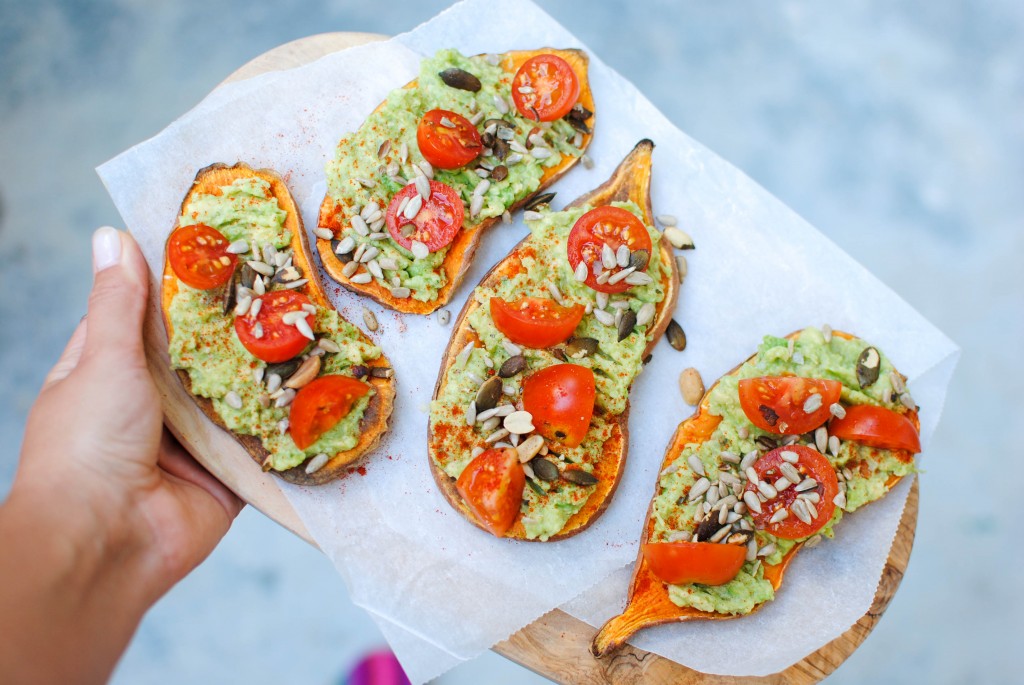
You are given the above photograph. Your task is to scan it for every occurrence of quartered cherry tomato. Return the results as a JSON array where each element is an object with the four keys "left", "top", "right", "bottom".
[
  {"left": 234, "top": 290, "right": 313, "bottom": 363},
  {"left": 490, "top": 296, "right": 584, "bottom": 348},
  {"left": 289, "top": 375, "right": 370, "bottom": 450},
  {"left": 386, "top": 180, "right": 464, "bottom": 253},
  {"left": 511, "top": 54, "right": 580, "bottom": 122},
  {"left": 456, "top": 447, "right": 525, "bottom": 537},
  {"left": 745, "top": 445, "right": 838, "bottom": 540},
  {"left": 738, "top": 376, "right": 842, "bottom": 435},
  {"left": 522, "top": 364, "right": 595, "bottom": 448},
  {"left": 642, "top": 541, "right": 747, "bottom": 586},
  {"left": 168, "top": 223, "right": 237, "bottom": 290},
  {"left": 566, "top": 206, "right": 652, "bottom": 294},
  {"left": 416, "top": 109, "right": 482, "bottom": 169},
  {"left": 830, "top": 404, "right": 921, "bottom": 453}
]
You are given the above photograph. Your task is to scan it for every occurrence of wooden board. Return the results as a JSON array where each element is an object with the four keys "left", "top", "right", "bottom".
[{"left": 145, "top": 31, "right": 919, "bottom": 684}]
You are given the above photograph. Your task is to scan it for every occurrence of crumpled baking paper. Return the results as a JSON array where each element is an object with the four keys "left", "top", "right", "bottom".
[{"left": 97, "top": 0, "right": 959, "bottom": 681}]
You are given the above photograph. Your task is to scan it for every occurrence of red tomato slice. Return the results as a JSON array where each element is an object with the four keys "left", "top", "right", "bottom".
[
  {"left": 511, "top": 54, "right": 580, "bottom": 122},
  {"left": 642, "top": 541, "right": 746, "bottom": 586},
  {"left": 566, "top": 206, "right": 653, "bottom": 294},
  {"left": 456, "top": 447, "right": 525, "bottom": 537},
  {"left": 168, "top": 224, "right": 237, "bottom": 290},
  {"left": 416, "top": 109, "right": 482, "bottom": 170},
  {"left": 830, "top": 404, "right": 920, "bottom": 453},
  {"left": 386, "top": 180, "right": 464, "bottom": 252},
  {"left": 234, "top": 290, "right": 314, "bottom": 363},
  {"left": 738, "top": 376, "right": 843, "bottom": 435},
  {"left": 745, "top": 445, "right": 839, "bottom": 540},
  {"left": 490, "top": 296, "right": 584, "bottom": 348},
  {"left": 522, "top": 364, "right": 595, "bottom": 448},
  {"left": 289, "top": 375, "right": 370, "bottom": 450}
]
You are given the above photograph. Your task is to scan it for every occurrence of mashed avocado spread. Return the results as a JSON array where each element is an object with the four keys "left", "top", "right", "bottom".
[
  {"left": 169, "top": 177, "right": 381, "bottom": 472},
  {"left": 650, "top": 327, "right": 917, "bottom": 614},
  {"left": 430, "top": 201, "right": 666, "bottom": 540},
  {"left": 324, "top": 49, "right": 586, "bottom": 302}
]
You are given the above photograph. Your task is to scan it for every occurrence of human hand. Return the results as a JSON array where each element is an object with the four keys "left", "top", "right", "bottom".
[{"left": 0, "top": 227, "right": 243, "bottom": 684}]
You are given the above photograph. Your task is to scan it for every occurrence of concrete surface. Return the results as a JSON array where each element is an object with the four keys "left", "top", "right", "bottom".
[{"left": 0, "top": 1, "right": 1019, "bottom": 683}]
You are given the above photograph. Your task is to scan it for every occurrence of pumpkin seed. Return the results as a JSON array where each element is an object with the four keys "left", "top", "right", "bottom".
[
  {"left": 695, "top": 511, "right": 719, "bottom": 541},
  {"left": 239, "top": 263, "right": 258, "bottom": 289},
  {"left": 628, "top": 249, "right": 650, "bottom": 272},
  {"left": 265, "top": 358, "right": 302, "bottom": 382},
  {"left": 498, "top": 355, "right": 527, "bottom": 378},
  {"left": 565, "top": 337, "right": 599, "bottom": 358},
  {"left": 666, "top": 319, "right": 687, "bottom": 351},
  {"left": 351, "top": 365, "right": 368, "bottom": 379},
  {"left": 530, "top": 457, "right": 559, "bottom": 481},
  {"left": 616, "top": 309, "right": 637, "bottom": 342},
  {"left": 222, "top": 264, "right": 242, "bottom": 314},
  {"left": 475, "top": 376, "right": 502, "bottom": 412},
  {"left": 856, "top": 346, "right": 881, "bottom": 387},
  {"left": 563, "top": 469, "right": 598, "bottom": 486},
  {"left": 272, "top": 265, "right": 304, "bottom": 285},
  {"left": 438, "top": 67, "right": 482, "bottom": 92},
  {"left": 524, "top": 192, "right": 556, "bottom": 211}
]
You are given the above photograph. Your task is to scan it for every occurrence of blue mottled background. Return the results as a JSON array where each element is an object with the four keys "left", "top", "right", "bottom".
[{"left": 0, "top": 1, "right": 1019, "bottom": 683}]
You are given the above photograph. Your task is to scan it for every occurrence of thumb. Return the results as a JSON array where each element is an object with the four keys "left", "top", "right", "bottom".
[{"left": 81, "top": 227, "right": 150, "bottom": 371}]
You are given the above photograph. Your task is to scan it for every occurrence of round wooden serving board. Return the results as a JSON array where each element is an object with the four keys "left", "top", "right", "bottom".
[{"left": 144, "top": 31, "right": 920, "bottom": 684}]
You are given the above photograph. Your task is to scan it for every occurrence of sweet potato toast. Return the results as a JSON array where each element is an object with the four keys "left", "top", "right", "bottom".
[
  {"left": 428, "top": 140, "right": 680, "bottom": 541},
  {"left": 317, "top": 48, "right": 595, "bottom": 314},
  {"left": 161, "top": 162, "right": 395, "bottom": 485},
  {"left": 592, "top": 329, "right": 920, "bottom": 655}
]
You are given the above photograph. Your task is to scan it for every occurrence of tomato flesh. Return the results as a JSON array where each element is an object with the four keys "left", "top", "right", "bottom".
[
  {"left": 386, "top": 180, "right": 464, "bottom": 252},
  {"left": 738, "top": 376, "right": 842, "bottom": 435},
  {"left": 642, "top": 541, "right": 746, "bottom": 586},
  {"left": 456, "top": 448, "right": 525, "bottom": 537},
  {"left": 490, "top": 297, "right": 584, "bottom": 348},
  {"left": 168, "top": 224, "right": 237, "bottom": 290},
  {"left": 289, "top": 375, "right": 370, "bottom": 450},
  {"left": 234, "top": 290, "right": 314, "bottom": 363},
  {"left": 511, "top": 54, "right": 580, "bottom": 122},
  {"left": 416, "top": 109, "right": 482, "bottom": 169},
  {"left": 745, "top": 445, "right": 838, "bottom": 540},
  {"left": 522, "top": 364, "right": 595, "bottom": 448},
  {"left": 566, "top": 206, "right": 653, "bottom": 294},
  {"left": 830, "top": 404, "right": 920, "bottom": 453}
]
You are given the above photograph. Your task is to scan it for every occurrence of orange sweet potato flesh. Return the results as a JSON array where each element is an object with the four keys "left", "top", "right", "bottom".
[
  {"left": 591, "top": 330, "right": 920, "bottom": 655},
  {"left": 429, "top": 140, "right": 680, "bottom": 541},
  {"left": 317, "top": 48, "right": 595, "bottom": 315},
  {"left": 161, "top": 162, "right": 395, "bottom": 485}
]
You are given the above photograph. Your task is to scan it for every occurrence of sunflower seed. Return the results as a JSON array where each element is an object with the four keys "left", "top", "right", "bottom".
[
  {"left": 274, "top": 388, "right": 296, "bottom": 408},
  {"left": 333, "top": 236, "right": 355, "bottom": 255},
  {"left": 678, "top": 367, "right": 704, "bottom": 405},
  {"left": 798, "top": 491, "right": 821, "bottom": 503},
  {"left": 351, "top": 215, "right": 370, "bottom": 236},
  {"left": 523, "top": 210, "right": 543, "bottom": 221},
  {"left": 223, "top": 391, "right": 242, "bottom": 409},
  {"left": 740, "top": 451, "right": 760, "bottom": 472},
  {"left": 601, "top": 243, "right": 617, "bottom": 269},
  {"left": 688, "top": 477, "right": 712, "bottom": 501},
  {"left": 341, "top": 260, "right": 359, "bottom": 278},
  {"left": 246, "top": 260, "right": 275, "bottom": 277},
  {"left": 492, "top": 94, "right": 509, "bottom": 114},
  {"left": 625, "top": 271, "right": 654, "bottom": 286},
  {"left": 666, "top": 320, "right": 687, "bottom": 350},
  {"left": 581, "top": 154, "right": 594, "bottom": 169},
  {"left": 403, "top": 194, "right": 423, "bottom": 221},
  {"left": 359, "top": 246, "right": 380, "bottom": 263},
  {"left": 607, "top": 266, "right": 636, "bottom": 285},
  {"left": 413, "top": 174, "right": 431, "bottom": 201},
  {"left": 758, "top": 481, "right": 778, "bottom": 499},
  {"left": 247, "top": 298, "right": 264, "bottom": 320},
  {"left": 803, "top": 393, "right": 823, "bottom": 413},
  {"left": 390, "top": 287, "right": 411, "bottom": 299},
  {"left": 791, "top": 499, "right": 812, "bottom": 524},
  {"left": 485, "top": 428, "right": 510, "bottom": 444},
  {"left": 757, "top": 543, "right": 777, "bottom": 558},
  {"left": 595, "top": 291, "right": 609, "bottom": 310},
  {"left": 720, "top": 450, "right": 741, "bottom": 464},
  {"left": 281, "top": 310, "right": 306, "bottom": 325},
  {"left": 833, "top": 491, "right": 848, "bottom": 508},
  {"left": 828, "top": 435, "right": 841, "bottom": 456},
  {"left": 899, "top": 392, "right": 916, "bottom": 410},
  {"left": 501, "top": 340, "right": 522, "bottom": 356},
  {"left": 462, "top": 400, "right": 477, "bottom": 427},
  {"left": 356, "top": 177, "right": 376, "bottom": 189},
  {"left": 614, "top": 244, "right": 631, "bottom": 268},
  {"left": 708, "top": 524, "right": 734, "bottom": 543},
  {"left": 295, "top": 317, "right": 315, "bottom": 340},
  {"left": 745, "top": 466, "right": 760, "bottom": 486},
  {"left": 313, "top": 227, "right": 333, "bottom": 241},
  {"left": 634, "top": 302, "right": 656, "bottom": 327},
  {"left": 571, "top": 261, "right": 589, "bottom": 282},
  {"left": 687, "top": 455, "right": 705, "bottom": 477},
  {"left": 227, "top": 239, "right": 250, "bottom": 254},
  {"left": 889, "top": 371, "right": 906, "bottom": 394},
  {"left": 234, "top": 296, "right": 253, "bottom": 316},
  {"left": 657, "top": 214, "right": 678, "bottom": 226},
  {"left": 795, "top": 478, "right": 818, "bottom": 492},
  {"left": 410, "top": 241, "right": 429, "bottom": 260},
  {"left": 359, "top": 307, "right": 379, "bottom": 332},
  {"left": 743, "top": 490, "right": 763, "bottom": 514},
  {"left": 593, "top": 308, "right": 615, "bottom": 326},
  {"left": 780, "top": 462, "right": 802, "bottom": 483},
  {"left": 768, "top": 508, "right": 789, "bottom": 524}
]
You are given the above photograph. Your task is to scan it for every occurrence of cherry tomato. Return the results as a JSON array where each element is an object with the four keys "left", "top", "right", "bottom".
[
  {"left": 522, "top": 364, "right": 595, "bottom": 448},
  {"left": 234, "top": 290, "right": 314, "bottom": 363},
  {"left": 289, "top": 375, "right": 370, "bottom": 450},
  {"left": 456, "top": 447, "right": 525, "bottom": 537},
  {"left": 566, "top": 206, "right": 653, "bottom": 294},
  {"left": 386, "top": 180, "right": 464, "bottom": 252},
  {"left": 168, "top": 224, "right": 237, "bottom": 290},
  {"left": 738, "top": 376, "right": 843, "bottom": 435},
  {"left": 745, "top": 445, "right": 838, "bottom": 540},
  {"left": 490, "top": 296, "right": 584, "bottom": 348},
  {"left": 511, "top": 54, "right": 580, "bottom": 122},
  {"left": 830, "top": 404, "right": 920, "bottom": 453},
  {"left": 416, "top": 109, "right": 482, "bottom": 170},
  {"left": 642, "top": 541, "right": 747, "bottom": 586}
]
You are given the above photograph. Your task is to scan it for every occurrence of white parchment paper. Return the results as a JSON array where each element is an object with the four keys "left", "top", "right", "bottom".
[{"left": 98, "top": 0, "right": 960, "bottom": 681}]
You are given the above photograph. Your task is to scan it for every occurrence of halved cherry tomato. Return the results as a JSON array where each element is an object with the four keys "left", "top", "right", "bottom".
[
  {"left": 642, "top": 541, "right": 747, "bottom": 586},
  {"left": 289, "top": 375, "right": 370, "bottom": 450},
  {"left": 490, "top": 296, "right": 584, "bottom": 348},
  {"left": 522, "top": 364, "right": 595, "bottom": 448},
  {"left": 511, "top": 54, "right": 580, "bottom": 122},
  {"left": 386, "top": 180, "right": 464, "bottom": 252},
  {"left": 168, "top": 223, "right": 237, "bottom": 290},
  {"left": 745, "top": 445, "right": 838, "bottom": 540},
  {"left": 456, "top": 447, "right": 525, "bottom": 537},
  {"left": 234, "top": 290, "right": 314, "bottom": 363},
  {"left": 416, "top": 109, "right": 482, "bottom": 170},
  {"left": 830, "top": 404, "right": 920, "bottom": 453},
  {"left": 738, "top": 376, "right": 842, "bottom": 435},
  {"left": 566, "top": 206, "right": 653, "bottom": 294}
]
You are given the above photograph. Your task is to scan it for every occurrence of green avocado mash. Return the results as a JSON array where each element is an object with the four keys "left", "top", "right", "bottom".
[
  {"left": 324, "top": 49, "right": 586, "bottom": 302},
  {"left": 650, "top": 327, "right": 917, "bottom": 614},
  {"left": 169, "top": 177, "right": 381, "bottom": 472},
  {"left": 430, "top": 201, "right": 666, "bottom": 541}
]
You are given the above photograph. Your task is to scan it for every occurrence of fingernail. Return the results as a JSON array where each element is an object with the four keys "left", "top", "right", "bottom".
[{"left": 92, "top": 226, "right": 122, "bottom": 272}]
